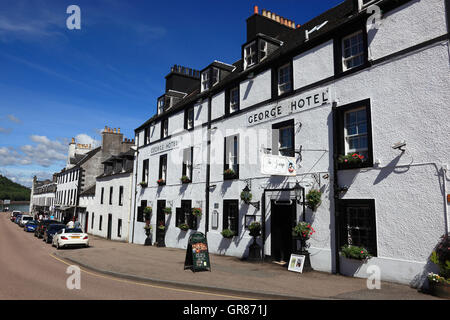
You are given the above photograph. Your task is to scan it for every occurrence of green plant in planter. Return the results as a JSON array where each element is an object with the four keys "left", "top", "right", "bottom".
[
  {"left": 158, "top": 223, "right": 166, "bottom": 231},
  {"left": 139, "top": 181, "right": 148, "bottom": 188},
  {"left": 143, "top": 206, "right": 152, "bottom": 221},
  {"left": 163, "top": 207, "right": 172, "bottom": 215},
  {"left": 430, "top": 234, "right": 450, "bottom": 279},
  {"left": 178, "top": 223, "right": 189, "bottom": 231},
  {"left": 192, "top": 207, "right": 202, "bottom": 217},
  {"left": 292, "top": 222, "right": 315, "bottom": 240},
  {"left": 143, "top": 224, "right": 152, "bottom": 231},
  {"left": 240, "top": 190, "right": 253, "bottom": 204},
  {"left": 180, "top": 175, "right": 191, "bottom": 183},
  {"left": 221, "top": 229, "right": 235, "bottom": 239},
  {"left": 340, "top": 245, "right": 371, "bottom": 260},
  {"left": 338, "top": 153, "right": 365, "bottom": 165},
  {"left": 157, "top": 178, "right": 165, "bottom": 186},
  {"left": 224, "top": 168, "right": 236, "bottom": 179},
  {"left": 306, "top": 189, "right": 322, "bottom": 211},
  {"left": 248, "top": 222, "right": 261, "bottom": 238}
]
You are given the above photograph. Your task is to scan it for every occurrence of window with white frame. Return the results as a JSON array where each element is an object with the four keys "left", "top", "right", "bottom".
[
  {"left": 158, "top": 97, "right": 165, "bottom": 115},
  {"left": 260, "top": 40, "right": 268, "bottom": 61},
  {"left": 244, "top": 41, "right": 257, "bottom": 69},
  {"left": 224, "top": 135, "right": 239, "bottom": 179},
  {"left": 159, "top": 154, "right": 167, "bottom": 183},
  {"left": 342, "top": 31, "right": 365, "bottom": 71},
  {"left": 201, "top": 71, "right": 210, "bottom": 91},
  {"left": 278, "top": 63, "right": 292, "bottom": 95},
  {"left": 182, "top": 147, "right": 193, "bottom": 181},
  {"left": 212, "top": 68, "right": 219, "bottom": 86},
  {"left": 185, "top": 107, "right": 194, "bottom": 130},
  {"left": 344, "top": 107, "right": 368, "bottom": 158},
  {"left": 161, "top": 118, "right": 168, "bottom": 139},
  {"left": 229, "top": 87, "right": 239, "bottom": 113}
]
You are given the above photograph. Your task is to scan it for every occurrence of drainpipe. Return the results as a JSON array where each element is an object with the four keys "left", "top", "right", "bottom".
[
  {"left": 205, "top": 96, "right": 212, "bottom": 237},
  {"left": 131, "top": 135, "right": 139, "bottom": 243},
  {"left": 443, "top": 165, "right": 449, "bottom": 235},
  {"left": 332, "top": 102, "right": 341, "bottom": 275}
]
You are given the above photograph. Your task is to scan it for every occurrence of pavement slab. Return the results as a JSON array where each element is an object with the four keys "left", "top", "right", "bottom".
[{"left": 54, "top": 235, "right": 440, "bottom": 300}]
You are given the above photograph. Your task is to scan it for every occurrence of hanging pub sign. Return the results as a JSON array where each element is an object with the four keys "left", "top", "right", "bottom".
[
  {"left": 184, "top": 232, "right": 211, "bottom": 272},
  {"left": 261, "top": 154, "right": 297, "bottom": 176},
  {"left": 247, "top": 87, "right": 331, "bottom": 127}
]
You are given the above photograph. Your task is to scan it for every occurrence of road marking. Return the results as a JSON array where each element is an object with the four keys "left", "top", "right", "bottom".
[{"left": 50, "top": 254, "right": 258, "bottom": 300}]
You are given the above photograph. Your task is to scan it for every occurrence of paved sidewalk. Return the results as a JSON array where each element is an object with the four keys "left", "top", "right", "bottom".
[{"left": 54, "top": 236, "right": 438, "bottom": 300}]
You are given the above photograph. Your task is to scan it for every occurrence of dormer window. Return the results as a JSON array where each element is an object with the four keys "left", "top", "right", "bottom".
[
  {"left": 260, "top": 40, "right": 267, "bottom": 61},
  {"left": 244, "top": 42, "right": 257, "bottom": 69},
  {"left": 161, "top": 118, "right": 169, "bottom": 139},
  {"left": 201, "top": 67, "right": 220, "bottom": 92},
  {"left": 158, "top": 97, "right": 165, "bottom": 115}
]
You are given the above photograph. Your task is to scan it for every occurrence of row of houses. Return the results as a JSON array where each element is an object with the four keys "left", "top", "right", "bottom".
[{"left": 30, "top": 0, "right": 450, "bottom": 287}]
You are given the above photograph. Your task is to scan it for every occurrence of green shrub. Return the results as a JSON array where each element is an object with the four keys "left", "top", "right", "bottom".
[
  {"left": 221, "top": 229, "right": 235, "bottom": 239},
  {"left": 306, "top": 189, "right": 322, "bottom": 211},
  {"left": 340, "top": 245, "right": 371, "bottom": 260},
  {"left": 248, "top": 222, "right": 261, "bottom": 237}
]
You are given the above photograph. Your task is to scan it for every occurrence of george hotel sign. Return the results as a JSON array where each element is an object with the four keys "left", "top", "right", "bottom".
[
  {"left": 247, "top": 87, "right": 331, "bottom": 126},
  {"left": 150, "top": 139, "right": 179, "bottom": 155}
]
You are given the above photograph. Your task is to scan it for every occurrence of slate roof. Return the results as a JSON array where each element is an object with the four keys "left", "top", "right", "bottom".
[{"left": 135, "top": 0, "right": 411, "bottom": 132}]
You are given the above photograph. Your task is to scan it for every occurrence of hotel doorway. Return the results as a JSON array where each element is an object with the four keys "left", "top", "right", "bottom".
[{"left": 270, "top": 200, "right": 296, "bottom": 263}]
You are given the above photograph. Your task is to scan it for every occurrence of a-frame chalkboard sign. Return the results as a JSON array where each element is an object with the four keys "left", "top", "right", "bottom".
[{"left": 184, "top": 232, "right": 211, "bottom": 272}]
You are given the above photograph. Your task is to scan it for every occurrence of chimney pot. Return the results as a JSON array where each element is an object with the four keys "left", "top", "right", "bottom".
[
  {"left": 254, "top": 5, "right": 258, "bottom": 15},
  {"left": 118, "top": 128, "right": 120, "bottom": 133},
  {"left": 276, "top": 15, "right": 280, "bottom": 23},
  {"left": 291, "top": 21, "right": 295, "bottom": 29},
  {"left": 262, "top": 9, "right": 266, "bottom": 17},
  {"left": 297, "top": 24, "right": 301, "bottom": 28},
  {"left": 271, "top": 12, "right": 276, "bottom": 20}
]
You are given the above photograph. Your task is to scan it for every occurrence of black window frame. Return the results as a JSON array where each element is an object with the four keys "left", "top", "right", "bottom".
[
  {"left": 99, "top": 215, "right": 103, "bottom": 231},
  {"left": 142, "top": 159, "right": 149, "bottom": 183},
  {"left": 334, "top": 99, "right": 373, "bottom": 170},
  {"left": 160, "top": 118, "right": 169, "bottom": 140},
  {"left": 176, "top": 200, "right": 197, "bottom": 230},
  {"left": 225, "top": 86, "right": 240, "bottom": 116},
  {"left": 100, "top": 187, "right": 104, "bottom": 204},
  {"left": 223, "top": 200, "right": 239, "bottom": 235},
  {"left": 182, "top": 147, "right": 194, "bottom": 183},
  {"left": 117, "top": 219, "right": 122, "bottom": 238},
  {"left": 223, "top": 134, "right": 239, "bottom": 180},
  {"left": 271, "top": 60, "right": 294, "bottom": 99},
  {"left": 158, "top": 154, "right": 167, "bottom": 185},
  {"left": 118, "top": 186, "right": 124, "bottom": 206},
  {"left": 272, "top": 119, "right": 295, "bottom": 157},
  {"left": 337, "top": 199, "right": 377, "bottom": 257},
  {"left": 109, "top": 186, "right": 113, "bottom": 205},
  {"left": 184, "top": 106, "right": 195, "bottom": 131},
  {"left": 144, "top": 126, "right": 150, "bottom": 145},
  {"left": 333, "top": 19, "right": 369, "bottom": 77},
  {"left": 137, "top": 200, "right": 147, "bottom": 222}
]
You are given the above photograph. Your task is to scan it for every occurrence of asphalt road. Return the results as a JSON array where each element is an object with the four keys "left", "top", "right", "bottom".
[{"left": 0, "top": 212, "right": 257, "bottom": 300}]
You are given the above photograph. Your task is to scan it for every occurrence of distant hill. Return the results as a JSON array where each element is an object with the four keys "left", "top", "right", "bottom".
[{"left": 0, "top": 175, "right": 31, "bottom": 201}]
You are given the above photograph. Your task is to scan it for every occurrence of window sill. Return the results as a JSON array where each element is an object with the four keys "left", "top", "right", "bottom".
[{"left": 337, "top": 161, "right": 373, "bottom": 170}]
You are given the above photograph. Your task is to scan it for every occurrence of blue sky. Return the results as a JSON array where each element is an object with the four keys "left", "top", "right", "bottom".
[{"left": 0, "top": 0, "right": 343, "bottom": 187}]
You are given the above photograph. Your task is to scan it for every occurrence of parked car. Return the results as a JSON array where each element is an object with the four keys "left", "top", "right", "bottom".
[
  {"left": 11, "top": 211, "right": 21, "bottom": 222},
  {"left": 43, "top": 223, "right": 65, "bottom": 244},
  {"left": 14, "top": 214, "right": 23, "bottom": 224},
  {"left": 52, "top": 228, "right": 89, "bottom": 249},
  {"left": 18, "top": 215, "right": 33, "bottom": 227},
  {"left": 24, "top": 220, "right": 38, "bottom": 232},
  {"left": 35, "top": 219, "right": 60, "bottom": 239}
]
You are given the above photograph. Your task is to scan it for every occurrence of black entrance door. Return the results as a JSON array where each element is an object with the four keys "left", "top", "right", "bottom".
[
  {"left": 156, "top": 200, "right": 166, "bottom": 246},
  {"left": 107, "top": 214, "right": 112, "bottom": 240},
  {"left": 270, "top": 200, "right": 295, "bottom": 262}
]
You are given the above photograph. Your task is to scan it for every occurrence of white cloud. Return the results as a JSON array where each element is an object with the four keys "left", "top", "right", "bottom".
[
  {"left": 7, "top": 114, "right": 21, "bottom": 124},
  {"left": 75, "top": 133, "right": 100, "bottom": 148},
  {"left": 0, "top": 127, "right": 12, "bottom": 134}
]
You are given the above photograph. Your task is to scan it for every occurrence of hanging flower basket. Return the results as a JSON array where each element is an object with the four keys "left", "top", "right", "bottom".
[
  {"left": 306, "top": 189, "right": 322, "bottom": 211},
  {"left": 240, "top": 190, "right": 253, "bottom": 204},
  {"left": 292, "top": 222, "right": 315, "bottom": 241},
  {"left": 163, "top": 207, "right": 172, "bottom": 215},
  {"left": 192, "top": 207, "right": 202, "bottom": 217}
]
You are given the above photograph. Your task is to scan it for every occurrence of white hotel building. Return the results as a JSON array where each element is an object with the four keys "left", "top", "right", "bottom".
[{"left": 130, "top": 0, "right": 450, "bottom": 286}]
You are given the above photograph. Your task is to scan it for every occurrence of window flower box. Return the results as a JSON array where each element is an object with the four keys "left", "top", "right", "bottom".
[
  {"left": 139, "top": 181, "right": 148, "bottom": 188},
  {"left": 337, "top": 153, "right": 368, "bottom": 170},
  {"left": 178, "top": 223, "right": 189, "bottom": 231},
  {"left": 163, "top": 207, "right": 172, "bottom": 215},
  {"left": 180, "top": 175, "right": 191, "bottom": 184},
  {"left": 223, "top": 168, "right": 237, "bottom": 180},
  {"left": 157, "top": 179, "right": 166, "bottom": 186},
  {"left": 339, "top": 245, "right": 372, "bottom": 277},
  {"left": 221, "top": 228, "right": 235, "bottom": 239}
]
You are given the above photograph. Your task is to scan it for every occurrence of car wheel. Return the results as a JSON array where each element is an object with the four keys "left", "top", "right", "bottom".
[{"left": 56, "top": 241, "right": 60, "bottom": 250}]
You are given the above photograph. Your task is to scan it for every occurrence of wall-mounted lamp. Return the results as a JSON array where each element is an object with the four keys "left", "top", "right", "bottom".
[
  {"left": 293, "top": 181, "right": 303, "bottom": 204},
  {"left": 392, "top": 140, "right": 406, "bottom": 152},
  {"left": 241, "top": 185, "right": 260, "bottom": 211}
]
